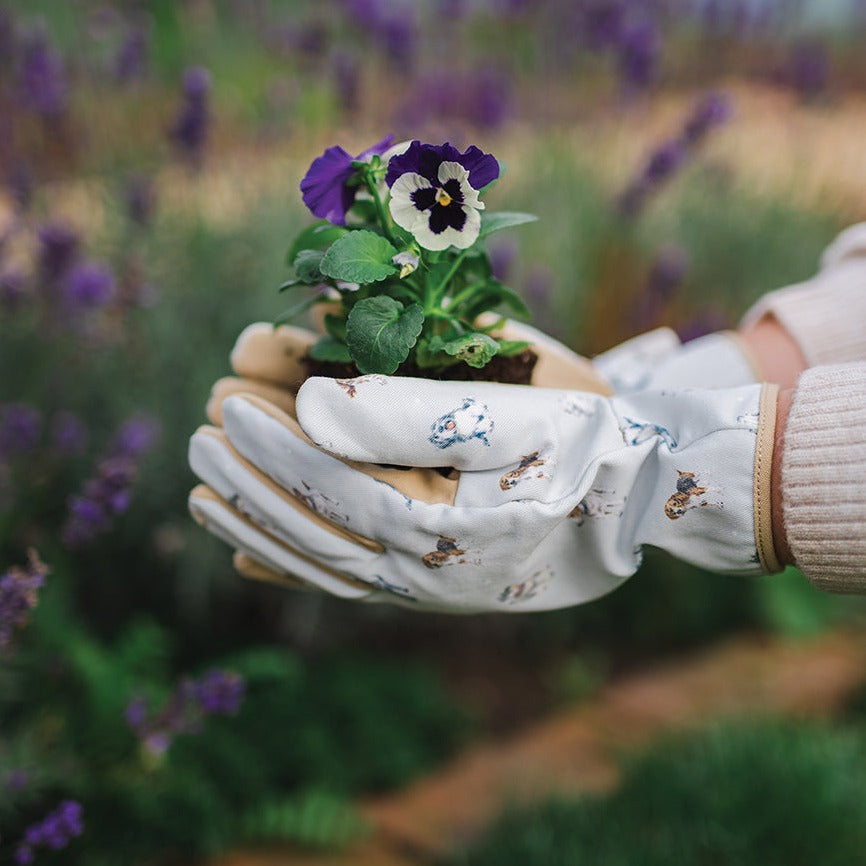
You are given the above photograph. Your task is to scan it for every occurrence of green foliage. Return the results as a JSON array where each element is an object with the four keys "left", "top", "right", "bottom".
[
  {"left": 346, "top": 297, "right": 425, "bottom": 374},
  {"left": 450, "top": 721, "right": 866, "bottom": 866},
  {"left": 479, "top": 211, "right": 539, "bottom": 238},
  {"left": 240, "top": 791, "right": 368, "bottom": 850},
  {"left": 320, "top": 230, "right": 399, "bottom": 284},
  {"left": 1, "top": 580, "right": 472, "bottom": 864},
  {"left": 309, "top": 335, "right": 353, "bottom": 363}
]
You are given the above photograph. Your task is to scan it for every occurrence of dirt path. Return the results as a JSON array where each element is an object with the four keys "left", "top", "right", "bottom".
[{"left": 210, "top": 628, "right": 866, "bottom": 866}]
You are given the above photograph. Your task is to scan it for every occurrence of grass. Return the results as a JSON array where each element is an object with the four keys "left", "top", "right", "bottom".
[{"left": 449, "top": 719, "right": 866, "bottom": 866}]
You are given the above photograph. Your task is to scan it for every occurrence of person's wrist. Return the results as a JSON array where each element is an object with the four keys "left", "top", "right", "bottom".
[
  {"left": 771, "top": 387, "right": 795, "bottom": 567},
  {"left": 738, "top": 313, "right": 807, "bottom": 390}
]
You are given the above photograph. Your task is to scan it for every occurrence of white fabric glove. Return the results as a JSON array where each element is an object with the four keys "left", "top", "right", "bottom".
[
  {"left": 590, "top": 327, "right": 759, "bottom": 392},
  {"left": 189, "top": 374, "right": 781, "bottom": 614}
]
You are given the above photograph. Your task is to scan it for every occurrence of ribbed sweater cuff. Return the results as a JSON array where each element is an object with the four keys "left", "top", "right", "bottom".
[{"left": 782, "top": 364, "right": 866, "bottom": 593}]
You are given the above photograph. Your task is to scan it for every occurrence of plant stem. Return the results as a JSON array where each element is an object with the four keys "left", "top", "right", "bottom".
[
  {"left": 446, "top": 281, "right": 487, "bottom": 316},
  {"left": 433, "top": 248, "right": 470, "bottom": 302},
  {"left": 365, "top": 174, "right": 398, "bottom": 246}
]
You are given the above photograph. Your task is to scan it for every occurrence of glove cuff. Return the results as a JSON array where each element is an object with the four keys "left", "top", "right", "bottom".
[{"left": 753, "top": 383, "right": 782, "bottom": 574}]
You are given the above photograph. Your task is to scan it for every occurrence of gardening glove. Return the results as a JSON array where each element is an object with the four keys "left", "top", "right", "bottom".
[
  {"left": 190, "top": 371, "right": 781, "bottom": 613},
  {"left": 190, "top": 318, "right": 756, "bottom": 590},
  {"left": 190, "top": 318, "right": 609, "bottom": 591}
]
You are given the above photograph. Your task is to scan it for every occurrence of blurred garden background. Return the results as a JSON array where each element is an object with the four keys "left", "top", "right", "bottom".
[{"left": 3, "top": 0, "right": 866, "bottom": 863}]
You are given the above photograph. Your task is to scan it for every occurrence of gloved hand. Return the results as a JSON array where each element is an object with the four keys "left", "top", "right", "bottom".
[
  {"left": 190, "top": 367, "right": 781, "bottom": 612},
  {"left": 190, "top": 318, "right": 759, "bottom": 592},
  {"left": 190, "top": 317, "right": 608, "bottom": 591}
]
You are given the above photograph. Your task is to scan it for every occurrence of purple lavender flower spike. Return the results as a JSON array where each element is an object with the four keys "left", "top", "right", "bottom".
[
  {"left": 182, "top": 66, "right": 211, "bottom": 100},
  {"left": 115, "top": 21, "right": 149, "bottom": 82},
  {"left": 644, "top": 139, "right": 686, "bottom": 183},
  {"left": 300, "top": 134, "right": 394, "bottom": 225},
  {"left": 63, "top": 261, "right": 116, "bottom": 311},
  {"left": 788, "top": 40, "right": 829, "bottom": 102},
  {"left": 0, "top": 550, "right": 48, "bottom": 652},
  {"left": 37, "top": 222, "right": 79, "bottom": 283},
  {"left": 194, "top": 668, "right": 245, "bottom": 715},
  {"left": 682, "top": 91, "right": 732, "bottom": 145},
  {"left": 113, "top": 414, "right": 160, "bottom": 458},
  {"left": 126, "top": 174, "right": 156, "bottom": 227},
  {"left": 170, "top": 67, "right": 211, "bottom": 166},
  {"left": 15, "top": 30, "right": 68, "bottom": 117},
  {"left": 0, "top": 403, "right": 41, "bottom": 459},
  {"left": 62, "top": 414, "right": 158, "bottom": 547},
  {"left": 617, "top": 18, "right": 660, "bottom": 92},
  {"left": 14, "top": 844, "right": 34, "bottom": 865},
  {"left": 16, "top": 800, "right": 83, "bottom": 863}
]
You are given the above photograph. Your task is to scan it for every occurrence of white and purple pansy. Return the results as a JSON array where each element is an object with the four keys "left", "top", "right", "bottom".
[{"left": 385, "top": 141, "right": 499, "bottom": 251}]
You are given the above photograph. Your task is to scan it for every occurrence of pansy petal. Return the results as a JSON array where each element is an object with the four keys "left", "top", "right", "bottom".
[
  {"left": 385, "top": 140, "right": 423, "bottom": 187},
  {"left": 455, "top": 145, "right": 500, "bottom": 190},
  {"left": 413, "top": 205, "right": 481, "bottom": 251},
  {"left": 300, "top": 145, "right": 355, "bottom": 225},
  {"left": 356, "top": 134, "right": 396, "bottom": 163},
  {"left": 451, "top": 206, "right": 481, "bottom": 249},
  {"left": 389, "top": 172, "right": 434, "bottom": 233},
  {"left": 437, "top": 161, "right": 481, "bottom": 207}
]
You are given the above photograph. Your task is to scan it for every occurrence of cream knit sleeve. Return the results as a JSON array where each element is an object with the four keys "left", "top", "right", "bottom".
[
  {"left": 741, "top": 222, "right": 866, "bottom": 366},
  {"left": 782, "top": 364, "right": 866, "bottom": 593}
]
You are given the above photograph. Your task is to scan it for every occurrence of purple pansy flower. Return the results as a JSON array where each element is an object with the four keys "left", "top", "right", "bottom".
[
  {"left": 300, "top": 135, "right": 395, "bottom": 226},
  {"left": 386, "top": 141, "right": 499, "bottom": 251}
]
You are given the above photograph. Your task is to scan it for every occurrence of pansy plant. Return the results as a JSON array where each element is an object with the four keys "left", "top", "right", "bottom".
[{"left": 282, "top": 137, "right": 538, "bottom": 375}]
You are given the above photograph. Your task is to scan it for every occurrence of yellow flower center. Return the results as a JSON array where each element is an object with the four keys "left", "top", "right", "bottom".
[{"left": 435, "top": 188, "right": 452, "bottom": 208}]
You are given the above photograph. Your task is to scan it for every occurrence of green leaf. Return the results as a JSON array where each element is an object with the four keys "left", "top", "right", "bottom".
[
  {"left": 320, "top": 230, "right": 398, "bottom": 284},
  {"left": 274, "top": 294, "right": 325, "bottom": 326},
  {"left": 479, "top": 211, "right": 538, "bottom": 239},
  {"left": 287, "top": 222, "right": 347, "bottom": 265},
  {"left": 441, "top": 332, "right": 500, "bottom": 368},
  {"left": 309, "top": 335, "right": 352, "bottom": 363},
  {"left": 323, "top": 313, "right": 347, "bottom": 342},
  {"left": 497, "top": 339, "right": 531, "bottom": 357},
  {"left": 278, "top": 278, "right": 302, "bottom": 292},
  {"left": 293, "top": 249, "right": 326, "bottom": 283},
  {"left": 461, "top": 280, "right": 531, "bottom": 322},
  {"left": 346, "top": 297, "right": 424, "bottom": 374},
  {"left": 349, "top": 199, "right": 378, "bottom": 223}
]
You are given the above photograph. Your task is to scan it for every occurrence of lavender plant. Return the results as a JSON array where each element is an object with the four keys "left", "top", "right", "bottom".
[{"left": 287, "top": 138, "right": 537, "bottom": 375}]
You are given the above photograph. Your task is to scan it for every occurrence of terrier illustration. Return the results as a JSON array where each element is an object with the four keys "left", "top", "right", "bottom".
[
  {"left": 499, "top": 451, "right": 548, "bottom": 490},
  {"left": 422, "top": 535, "right": 467, "bottom": 568},
  {"left": 664, "top": 470, "right": 721, "bottom": 519}
]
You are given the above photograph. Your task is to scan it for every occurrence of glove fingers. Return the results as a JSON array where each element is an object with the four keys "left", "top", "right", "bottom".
[
  {"left": 222, "top": 394, "right": 458, "bottom": 539},
  {"left": 188, "top": 484, "right": 373, "bottom": 599},
  {"left": 296, "top": 375, "right": 605, "bottom": 470},
  {"left": 207, "top": 376, "right": 297, "bottom": 426},
  {"left": 230, "top": 322, "right": 317, "bottom": 391},
  {"left": 189, "top": 425, "right": 385, "bottom": 570},
  {"left": 232, "top": 551, "right": 319, "bottom": 591}
]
